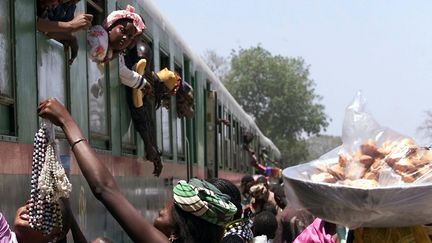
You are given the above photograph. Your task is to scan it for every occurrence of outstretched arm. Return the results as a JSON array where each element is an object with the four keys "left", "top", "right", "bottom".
[
  {"left": 37, "top": 14, "right": 93, "bottom": 33},
  {"left": 37, "top": 98, "right": 169, "bottom": 243}
]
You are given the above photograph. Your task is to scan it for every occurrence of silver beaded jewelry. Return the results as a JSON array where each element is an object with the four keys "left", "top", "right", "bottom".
[{"left": 29, "top": 122, "right": 72, "bottom": 235}]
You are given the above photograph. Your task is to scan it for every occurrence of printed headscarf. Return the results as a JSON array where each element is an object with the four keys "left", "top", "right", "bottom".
[
  {"left": 223, "top": 218, "right": 254, "bottom": 242},
  {"left": 173, "top": 179, "right": 237, "bottom": 226},
  {"left": 103, "top": 5, "right": 146, "bottom": 34}
]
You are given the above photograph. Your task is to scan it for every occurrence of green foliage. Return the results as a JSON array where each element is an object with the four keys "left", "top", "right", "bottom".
[
  {"left": 306, "top": 135, "right": 342, "bottom": 161},
  {"left": 418, "top": 110, "right": 432, "bottom": 143},
  {"left": 225, "top": 45, "right": 329, "bottom": 167},
  {"left": 202, "top": 49, "right": 230, "bottom": 83}
]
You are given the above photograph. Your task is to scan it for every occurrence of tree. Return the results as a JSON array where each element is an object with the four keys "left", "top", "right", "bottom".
[
  {"left": 306, "top": 135, "right": 342, "bottom": 161},
  {"left": 202, "top": 49, "right": 230, "bottom": 82},
  {"left": 225, "top": 45, "right": 329, "bottom": 166},
  {"left": 418, "top": 110, "right": 432, "bottom": 143}
]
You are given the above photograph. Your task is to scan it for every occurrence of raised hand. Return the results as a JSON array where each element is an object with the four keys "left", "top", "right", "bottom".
[
  {"left": 37, "top": 98, "right": 72, "bottom": 127},
  {"left": 69, "top": 14, "right": 93, "bottom": 32}
]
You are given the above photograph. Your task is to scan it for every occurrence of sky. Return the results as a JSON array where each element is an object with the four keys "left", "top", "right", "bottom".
[{"left": 150, "top": 0, "right": 432, "bottom": 144}]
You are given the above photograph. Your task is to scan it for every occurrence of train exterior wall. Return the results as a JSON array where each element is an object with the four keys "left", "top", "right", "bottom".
[{"left": 0, "top": 0, "right": 275, "bottom": 241}]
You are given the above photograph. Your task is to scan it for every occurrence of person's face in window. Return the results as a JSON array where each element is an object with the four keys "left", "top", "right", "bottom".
[{"left": 108, "top": 19, "right": 138, "bottom": 52}]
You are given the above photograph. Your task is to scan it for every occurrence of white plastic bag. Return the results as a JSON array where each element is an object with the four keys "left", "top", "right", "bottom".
[{"left": 283, "top": 92, "right": 432, "bottom": 228}]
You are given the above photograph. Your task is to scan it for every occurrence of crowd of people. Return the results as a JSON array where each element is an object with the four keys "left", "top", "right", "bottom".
[
  {"left": 1, "top": 0, "right": 432, "bottom": 242},
  {"left": 0, "top": 98, "right": 298, "bottom": 243}
]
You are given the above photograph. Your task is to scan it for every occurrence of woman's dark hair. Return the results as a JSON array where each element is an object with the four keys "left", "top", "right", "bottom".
[
  {"left": 171, "top": 205, "right": 224, "bottom": 243},
  {"left": 256, "top": 176, "right": 268, "bottom": 187},
  {"left": 221, "top": 234, "right": 245, "bottom": 243},
  {"left": 253, "top": 211, "right": 278, "bottom": 239},
  {"left": 206, "top": 178, "right": 242, "bottom": 220},
  {"left": 106, "top": 18, "right": 132, "bottom": 31},
  {"left": 241, "top": 175, "right": 254, "bottom": 186}
]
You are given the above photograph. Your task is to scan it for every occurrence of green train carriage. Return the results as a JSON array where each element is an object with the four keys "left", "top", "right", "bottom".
[{"left": 0, "top": 0, "right": 280, "bottom": 241}]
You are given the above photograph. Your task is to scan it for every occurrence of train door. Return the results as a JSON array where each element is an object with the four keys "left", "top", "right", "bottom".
[{"left": 205, "top": 84, "right": 218, "bottom": 178}]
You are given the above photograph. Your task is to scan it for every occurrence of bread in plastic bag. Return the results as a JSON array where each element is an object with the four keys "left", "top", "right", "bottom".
[{"left": 283, "top": 92, "right": 432, "bottom": 228}]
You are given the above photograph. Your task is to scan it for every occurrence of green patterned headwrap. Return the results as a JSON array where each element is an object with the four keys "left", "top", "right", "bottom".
[{"left": 173, "top": 178, "right": 238, "bottom": 226}]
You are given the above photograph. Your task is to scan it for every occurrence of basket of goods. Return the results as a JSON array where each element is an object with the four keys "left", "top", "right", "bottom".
[{"left": 283, "top": 93, "right": 432, "bottom": 229}]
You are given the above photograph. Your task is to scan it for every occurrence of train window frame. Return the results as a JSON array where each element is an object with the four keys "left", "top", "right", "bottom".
[
  {"left": 37, "top": 33, "right": 69, "bottom": 140},
  {"left": 227, "top": 112, "right": 233, "bottom": 171},
  {"left": 174, "top": 62, "right": 185, "bottom": 161},
  {"left": 227, "top": 113, "right": 232, "bottom": 140},
  {"left": 120, "top": 36, "right": 155, "bottom": 156},
  {"left": 240, "top": 125, "right": 248, "bottom": 172},
  {"left": 176, "top": 118, "right": 185, "bottom": 160},
  {"left": 223, "top": 106, "right": 230, "bottom": 169},
  {"left": 217, "top": 102, "right": 223, "bottom": 169},
  {"left": 159, "top": 47, "right": 173, "bottom": 158},
  {"left": 119, "top": 86, "right": 137, "bottom": 155},
  {"left": 0, "top": 0, "right": 16, "bottom": 137},
  {"left": 183, "top": 56, "right": 195, "bottom": 165},
  {"left": 232, "top": 118, "right": 237, "bottom": 171},
  {"left": 190, "top": 73, "right": 198, "bottom": 165},
  {"left": 86, "top": 0, "right": 105, "bottom": 25},
  {"left": 86, "top": 0, "right": 111, "bottom": 150},
  {"left": 37, "top": 35, "right": 68, "bottom": 108}
]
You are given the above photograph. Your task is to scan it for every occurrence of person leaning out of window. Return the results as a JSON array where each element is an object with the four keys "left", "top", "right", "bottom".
[{"left": 37, "top": 0, "right": 93, "bottom": 64}]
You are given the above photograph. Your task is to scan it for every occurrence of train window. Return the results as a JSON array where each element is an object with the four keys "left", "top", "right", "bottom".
[
  {"left": 176, "top": 119, "right": 185, "bottom": 159},
  {"left": 217, "top": 103, "right": 223, "bottom": 168},
  {"left": 86, "top": 0, "right": 105, "bottom": 25},
  {"left": 227, "top": 113, "right": 232, "bottom": 140},
  {"left": 240, "top": 125, "right": 247, "bottom": 172},
  {"left": 175, "top": 62, "right": 182, "bottom": 77},
  {"left": 121, "top": 37, "right": 154, "bottom": 154},
  {"left": 86, "top": 0, "right": 109, "bottom": 149},
  {"left": 161, "top": 107, "right": 172, "bottom": 156},
  {"left": 160, "top": 48, "right": 170, "bottom": 69},
  {"left": 238, "top": 122, "right": 242, "bottom": 171},
  {"left": 120, "top": 83, "right": 136, "bottom": 154},
  {"left": 228, "top": 113, "right": 233, "bottom": 170},
  {"left": 183, "top": 57, "right": 194, "bottom": 163},
  {"left": 0, "top": 0, "right": 15, "bottom": 136},
  {"left": 190, "top": 74, "right": 197, "bottom": 164},
  {"left": 87, "top": 60, "right": 110, "bottom": 149},
  {"left": 121, "top": 37, "right": 154, "bottom": 155},
  {"left": 37, "top": 35, "right": 67, "bottom": 105},
  {"left": 223, "top": 107, "right": 229, "bottom": 169},
  {"left": 183, "top": 57, "right": 191, "bottom": 83},
  {"left": 232, "top": 119, "right": 237, "bottom": 171},
  {"left": 0, "top": 0, "right": 12, "bottom": 99},
  {"left": 217, "top": 104, "right": 222, "bottom": 133},
  {"left": 145, "top": 39, "right": 155, "bottom": 75},
  {"left": 159, "top": 49, "right": 172, "bottom": 157},
  {"left": 175, "top": 63, "right": 185, "bottom": 159},
  {"left": 121, "top": 118, "right": 136, "bottom": 154}
]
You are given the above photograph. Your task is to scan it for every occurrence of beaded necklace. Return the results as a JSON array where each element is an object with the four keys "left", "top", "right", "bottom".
[{"left": 29, "top": 123, "right": 72, "bottom": 235}]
